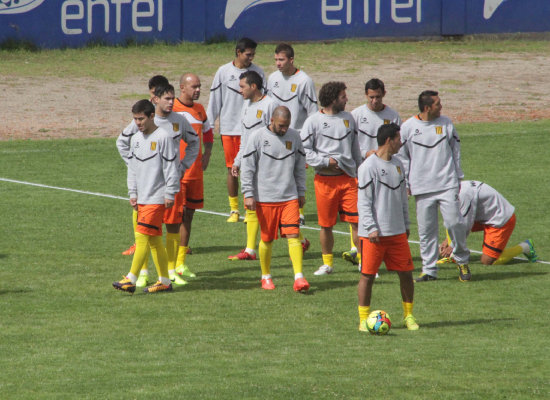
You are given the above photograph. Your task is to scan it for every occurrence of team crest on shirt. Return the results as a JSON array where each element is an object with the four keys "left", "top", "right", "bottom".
[
  {"left": 343, "top": 120, "right": 349, "bottom": 128},
  {"left": 256, "top": 110, "right": 263, "bottom": 119},
  {"left": 396, "top": 166, "right": 401, "bottom": 174},
  {"left": 290, "top": 84, "right": 297, "bottom": 93},
  {"left": 172, "top": 123, "right": 179, "bottom": 132},
  {"left": 150, "top": 142, "right": 157, "bottom": 151},
  {"left": 384, "top": 119, "right": 390, "bottom": 124},
  {"left": 285, "top": 141, "right": 292, "bottom": 150},
  {"left": 435, "top": 126, "right": 443, "bottom": 134}
]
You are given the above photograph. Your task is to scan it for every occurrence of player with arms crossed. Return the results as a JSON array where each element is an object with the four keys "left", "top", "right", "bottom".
[
  {"left": 172, "top": 73, "right": 214, "bottom": 278},
  {"left": 301, "top": 81, "right": 363, "bottom": 276},
  {"left": 207, "top": 37, "right": 265, "bottom": 223},
  {"left": 228, "top": 70, "right": 275, "bottom": 261},
  {"left": 357, "top": 123, "right": 419, "bottom": 331},
  {"left": 240, "top": 106, "right": 310, "bottom": 292},
  {"left": 267, "top": 43, "right": 318, "bottom": 228},
  {"left": 397, "top": 90, "right": 470, "bottom": 282},
  {"left": 438, "top": 180, "right": 537, "bottom": 267},
  {"left": 113, "top": 100, "right": 180, "bottom": 294},
  {"left": 345, "top": 78, "right": 402, "bottom": 266}
]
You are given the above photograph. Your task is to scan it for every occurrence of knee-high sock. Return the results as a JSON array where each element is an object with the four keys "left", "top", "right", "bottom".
[
  {"left": 349, "top": 224, "right": 356, "bottom": 250},
  {"left": 493, "top": 245, "right": 523, "bottom": 265},
  {"left": 259, "top": 240, "right": 273, "bottom": 276},
  {"left": 130, "top": 232, "right": 150, "bottom": 277},
  {"left": 149, "top": 235, "right": 169, "bottom": 279},
  {"left": 165, "top": 232, "right": 180, "bottom": 271},
  {"left": 288, "top": 238, "right": 303, "bottom": 276},
  {"left": 132, "top": 209, "right": 138, "bottom": 231},
  {"left": 176, "top": 245, "right": 188, "bottom": 267},
  {"left": 245, "top": 210, "right": 259, "bottom": 251},
  {"left": 229, "top": 196, "right": 239, "bottom": 212}
]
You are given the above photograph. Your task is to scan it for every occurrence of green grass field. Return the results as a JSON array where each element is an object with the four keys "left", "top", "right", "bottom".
[{"left": 0, "top": 118, "right": 549, "bottom": 399}]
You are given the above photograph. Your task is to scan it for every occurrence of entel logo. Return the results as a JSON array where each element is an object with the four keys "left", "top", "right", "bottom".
[
  {"left": 0, "top": 0, "right": 45, "bottom": 14},
  {"left": 225, "top": 0, "right": 286, "bottom": 29}
]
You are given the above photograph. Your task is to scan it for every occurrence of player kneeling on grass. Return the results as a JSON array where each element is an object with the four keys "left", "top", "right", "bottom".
[
  {"left": 437, "top": 180, "right": 538, "bottom": 267},
  {"left": 113, "top": 100, "right": 181, "bottom": 294},
  {"left": 240, "top": 106, "right": 310, "bottom": 292},
  {"left": 357, "top": 123, "right": 419, "bottom": 331}
]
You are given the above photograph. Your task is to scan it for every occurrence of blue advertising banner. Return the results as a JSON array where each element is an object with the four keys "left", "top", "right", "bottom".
[{"left": 0, "top": 1, "right": 549, "bottom": 48}]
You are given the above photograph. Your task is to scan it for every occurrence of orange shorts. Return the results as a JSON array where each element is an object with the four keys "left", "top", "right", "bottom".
[
  {"left": 137, "top": 204, "right": 165, "bottom": 236},
  {"left": 163, "top": 189, "right": 184, "bottom": 224},
  {"left": 221, "top": 135, "right": 241, "bottom": 168},
  {"left": 472, "top": 214, "right": 516, "bottom": 259},
  {"left": 256, "top": 199, "right": 300, "bottom": 242},
  {"left": 181, "top": 178, "right": 204, "bottom": 209},
  {"left": 314, "top": 174, "right": 358, "bottom": 227},
  {"left": 360, "top": 233, "right": 414, "bottom": 275}
]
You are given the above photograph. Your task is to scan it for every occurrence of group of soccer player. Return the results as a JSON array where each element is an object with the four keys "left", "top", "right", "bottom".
[{"left": 111, "top": 37, "right": 538, "bottom": 333}]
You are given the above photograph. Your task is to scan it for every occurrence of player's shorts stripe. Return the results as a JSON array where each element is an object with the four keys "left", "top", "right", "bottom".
[
  {"left": 483, "top": 241, "right": 503, "bottom": 254},
  {"left": 339, "top": 210, "right": 359, "bottom": 217},
  {"left": 280, "top": 223, "right": 300, "bottom": 228},
  {"left": 138, "top": 222, "right": 161, "bottom": 231},
  {"left": 186, "top": 198, "right": 203, "bottom": 203}
]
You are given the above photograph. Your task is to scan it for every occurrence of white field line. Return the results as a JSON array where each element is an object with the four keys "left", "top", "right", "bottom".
[{"left": 1, "top": 176, "right": 547, "bottom": 265}]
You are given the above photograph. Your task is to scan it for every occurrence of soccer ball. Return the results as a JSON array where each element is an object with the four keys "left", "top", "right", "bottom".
[{"left": 366, "top": 310, "right": 392, "bottom": 335}]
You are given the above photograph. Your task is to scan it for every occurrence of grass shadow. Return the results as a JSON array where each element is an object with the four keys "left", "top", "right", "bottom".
[
  {"left": 420, "top": 317, "right": 516, "bottom": 329},
  {"left": 471, "top": 270, "right": 548, "bottom": 282}
]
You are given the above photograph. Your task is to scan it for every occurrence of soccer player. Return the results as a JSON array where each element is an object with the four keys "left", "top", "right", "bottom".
[
  {"left": 397, "top": 90, "right": 470, "bottom": 282},
  {"left": 207, "top": 37, "right": 265, "bottom": 223},
  {"left": 240, "top": 106, "right": 310, "bottom": 292},
  {"left": 146, "top": 83, "right": 199, "bottom": 287},
  {"left": 119, "top": 75, "right": 169, "bottom": 256},
  {"left": 113, "top": 99, "right": 180, "bottom": 294},
  {"left": 437, "top": 180, "right": 537, "bottom": 267},
  {"left": 357, "top": 123, "right": 419, "bottom": 331},
  {"left": 344, "top": 78, "right": 402, "bottom": 266},
  {"left": 301, "top": 81, "right": 363, "bottom": 275},
  {"left": 172, "top": 72, "right": 214, "bottom": 278},
  {"left": 228, "top": 70, "right": 275, "bottom": 261},
  {"left": 267, "top": 43, "right": 318, "bottom": 228}
]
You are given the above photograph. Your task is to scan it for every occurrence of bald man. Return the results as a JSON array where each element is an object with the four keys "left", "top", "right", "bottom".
[
  {"left": 240, "top": 106, "right": 310, "bottom": 292},
  {"left": 171, "top": 73, "right": 214, "bottom": 279}
]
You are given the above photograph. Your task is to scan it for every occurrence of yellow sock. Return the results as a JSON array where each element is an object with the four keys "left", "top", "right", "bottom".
[
  {"left": 229, "top": 196, "right": 239, "bottom": 212},
  {"left": 132, "top": 209, "right": 138, "bottom": 231},
  {"left": 259, "top": 240, "right": 273, "bottom": 276},
  {"left": 446, "top": 229, "right": 452, "bottom": 247},
  {"left": 493, "top": 245, "right": 523, "bottom": 265},
  {"left": 322, "top": 253, "right": 333, "bottom": 267},
  {"left": 298, "top": 230, "right": 304, "bottom": 241},
  {"left": 288, "top": 238, "right": 303, "bottom": 275},
  {"left": 165, "top": 232, "right": 180, "bottom": 270},
  {"left": 299, "top": 207, "right": 304, "bottom": 216},
  {"left": 349, "top": 224, "right": 356, "bottom": 250},
  {"left": 140, "top": 243, "right": 150, "bottom": 271},
  {"left": 130, "top": 232, "right": 150, "bottom": 277},
  {"left": 177, "top": 245, "right": 189, "bottom": 267},
  {"left": 402, "top": 301, "right": 414, "bottom": 318},
  {"left": 245, "top": 210, "right": 259, "bottom": 250},
  {"left": 149, "top": 235, "right": 169, "bottom": 279},
  {"left": 358, "top": 305, "right": 370, "bottom": 323}
]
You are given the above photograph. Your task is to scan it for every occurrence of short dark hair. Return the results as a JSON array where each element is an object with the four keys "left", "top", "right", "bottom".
[
  {"left": 148, "top": 75, "right": 169, "bottom": 90},
  {"left": 418, "top": 90, "right": 439, "bottom": 112},
  {"left": 235, "top": 37, "right": 257, "bottom": 55},
  {"left": 274, "top": 43, "right": 294, "bottom": 58},
  {"left": 132, "top": 99, "right": 155, "bottom": 117},
  {"left": 239, "top": 70, "right": 263, "bottom": 90},
  {"left": 154, "top": 83, "right": 175, "bottom": 98},
  {"left": 365, "top": 78, "right": 385, "bottom": 93},
  {"left": 318, "top": 81, "right": 347, "bottom": 108},
  {"left": 377, "top": 123, "right": 400, "bottom": 146}
]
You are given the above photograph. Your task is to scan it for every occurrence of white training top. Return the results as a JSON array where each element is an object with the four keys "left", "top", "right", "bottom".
[
  {"left": 127, "top": 126, "right": 180, "bottom": 204},
  {"left": 206, "top": 61, "right": 265, "bottom": 136},
  {"left": 357, "top": 154, "right": 409, "bottom": 237},
  {"left": 397, "top": 115, "right": 463, "bottom": 195},
  {"left": 240, "top": 126, "right": 306, "bottom": 203},
  {"left": 300, "top": 110, "right": 363, "bottom": 178},
  {"left": 351, "top": 104, "right": 401, "bottom": 158},
  {"left": 459, "top": 180, "right": 515, "bottom": 230},
  {"left": 266, "top": 69, "right": 318, "bottom": 130},
  {"left": 233, "top": 95, "right": 276, "bottom": 168}
]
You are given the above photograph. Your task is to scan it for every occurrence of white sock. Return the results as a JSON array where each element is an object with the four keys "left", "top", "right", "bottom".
[
  {"left": 160, "top": 277, "right": 171, "bottom": 286},
  {"left": 127, "top": 272, "right": 138, "bottom": 284},
  {"left": 139, "top": 269, "right": 149, "bottom": 276},
  {"left": 245, "top": 248, "right": 256, "bottom": 255},
  {"left": 519, "top": 241, "right": 530, "bottom": 253},
  {"left": 295, "top": 272, "right": 304, "bottom": 280},
  {"left": 261, "top": 274, "right": 272, "bottom": 280},
  {"left": 168, "top": 269, "right": 176, "bottom": 276}
]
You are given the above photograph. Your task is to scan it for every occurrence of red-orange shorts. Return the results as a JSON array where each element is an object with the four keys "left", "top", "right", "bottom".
[
  {"left": 221, "top": 135, "right": 241, "bottom": 168},
  {"left": 360, "top": 233, "right": 414, "bottom": 275},
  {"left": 314, "top": 174, "right": 358, "bottom": 227},
  {"left": 137, "top": 204, "right": 165, "bottom": 236},
  {"left": 163, "top": 189, "right": 184, "bottom": 224},
  {"left": 472, "top": 214, "right": 516, "bottom": 259},
  {"left": 256, "top": 199, "right": 300, "bottom": 242},
  {"left": 181, "top": 178, "right": 204, "bottom": 209}
]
